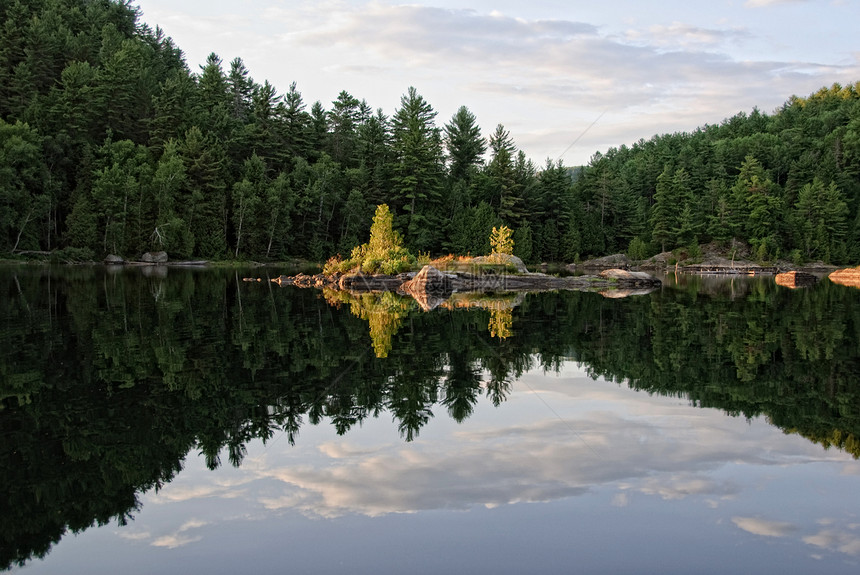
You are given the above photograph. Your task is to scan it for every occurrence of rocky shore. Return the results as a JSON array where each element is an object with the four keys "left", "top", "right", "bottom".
[{"left": 271, "top": 264, "right": 662, "bottom": 299}]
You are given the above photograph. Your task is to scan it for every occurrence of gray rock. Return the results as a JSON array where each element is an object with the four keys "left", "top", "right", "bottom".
[
  {"left": 599, "top": 268, "right": 657, "bottom": 281},
  {"left": 141, "top": 251, "right": 168, "bottom": 263},
  {"left": 104, "top": 254, "right": 125, "bottom": 264},
  {"left": 472, "top": 253, "right": 529, "bottom": 273}
]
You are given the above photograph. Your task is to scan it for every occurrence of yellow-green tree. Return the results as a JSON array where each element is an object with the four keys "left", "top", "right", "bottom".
[
  {"left": 490, "top": 225, "right": 514, "bottom": 255},
  {"left": 324, "top": 204, "right": 414, "bottom": 274},
  {"left": 368, "top": 203, "right": 400, "bottom": 254}
]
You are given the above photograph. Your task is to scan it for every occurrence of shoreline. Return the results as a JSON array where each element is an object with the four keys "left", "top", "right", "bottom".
[{"left": 271, "top": 265, "right": 663, "bottom": 297}]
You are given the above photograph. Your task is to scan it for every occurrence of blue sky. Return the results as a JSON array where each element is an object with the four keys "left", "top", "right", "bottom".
[{"left": 135, "top": 0, "right": 860, "bottom": 166}]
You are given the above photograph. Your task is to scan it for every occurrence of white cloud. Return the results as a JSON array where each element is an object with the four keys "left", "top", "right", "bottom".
[
  {"left": 803, "top": 529, "right": 860, "bottom": 556},
  {"left": 611, "top": 492, "right": 630, "bottom": 507},
  {"left": 732, "top": 516, "right": 799, "bottom": 537},
  {"left": 632, "top": 22, "right": 751, "bottom": 50},
  {"left": 745, "top": 0, "right": 809, "bottom": 6}
]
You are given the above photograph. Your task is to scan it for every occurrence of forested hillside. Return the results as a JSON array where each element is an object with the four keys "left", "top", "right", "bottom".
[{"left": 2, "top": 0, "right": 860, "bottom": 264}]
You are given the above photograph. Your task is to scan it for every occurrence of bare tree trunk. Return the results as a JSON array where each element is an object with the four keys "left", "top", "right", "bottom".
[
  {"left": 234, "top": 197, "right": 244, "bottom": 258},
  {"left": 12, "top": 208, "right": 35, "bottom": 253}
]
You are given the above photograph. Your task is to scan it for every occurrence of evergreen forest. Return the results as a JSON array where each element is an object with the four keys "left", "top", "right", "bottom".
[{"left": 3, "top": 0, "right": 860, "bottom": 265}]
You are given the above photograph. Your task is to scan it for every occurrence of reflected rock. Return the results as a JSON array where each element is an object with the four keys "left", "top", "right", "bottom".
[
  {"left": 828, "top": 267, "right": 860, "bottom": 289},
  {"left": 403, "top": 290, "right": 449, "bottom": 312},
  {"left": 339, "top": 272, "right": 404, "bottom": 292},
  {"left": 775, "top": 271, "right": 819, "bottom": 289},
  {"left": 141, "top": 265, "right": 168, "bottom": 279},
  {"left": 441, "top": 292, "right": 525, "bottom": 311},
  {"left": 599, "top": 288, "right": 658, "bottom": 299}
]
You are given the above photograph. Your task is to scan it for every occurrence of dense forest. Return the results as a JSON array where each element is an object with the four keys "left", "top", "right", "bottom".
[{"left": 3, "top": 0, "right": 860, "bottom": 265}]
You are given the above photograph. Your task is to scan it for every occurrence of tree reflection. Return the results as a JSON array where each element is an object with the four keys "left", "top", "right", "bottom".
[
  {"left": 323, "top": 288, "right": 415, "bottom": 358},
  {"left": 2, "top": 267, "right": 860, "bottom": 569}
]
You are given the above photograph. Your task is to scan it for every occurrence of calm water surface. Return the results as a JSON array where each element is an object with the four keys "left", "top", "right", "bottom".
[{"left": 2, "top": 265, "right": 860, "bottom": 574}]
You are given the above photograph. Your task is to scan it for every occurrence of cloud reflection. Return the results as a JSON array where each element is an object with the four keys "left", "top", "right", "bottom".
[
  {"left": 149, "top": 520, "right": 209, "bottom": 549},
  {"left": 804, "top": 528, "right": 860, "bottom": 556},
  {"left": 149, "top": 477, "right": 254, "bottom": 504},
  {"left": 136, "top": 368, "right": 860, "bottom": 562},
  {"left": 732, "top": 516, "right": 798, "bottom": 537},
  {"left": 245, "top": 397, "right": 844, "bottom": 519}
]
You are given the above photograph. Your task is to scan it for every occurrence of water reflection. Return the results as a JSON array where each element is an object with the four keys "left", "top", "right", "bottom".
[
  {"left": 2, "top": 265, "right": 860, "bottom": 571},
  {"left": 59, "top": 373, "right": 860, "bottom": 573},
  {"left": 322, "top": 288, "right": 415, "bottom": 358}
]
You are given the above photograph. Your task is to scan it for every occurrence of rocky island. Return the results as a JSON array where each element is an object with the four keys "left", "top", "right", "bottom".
[{"left": 267, "top": 259, "right": 662, "bottom": 311}]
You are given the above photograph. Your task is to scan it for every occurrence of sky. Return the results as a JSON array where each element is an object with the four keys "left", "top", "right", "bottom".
[{"left": 134, "top": 0, "right": 860, "bottom": 166}]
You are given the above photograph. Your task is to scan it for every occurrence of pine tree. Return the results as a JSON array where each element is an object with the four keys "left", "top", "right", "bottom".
[
  {"left": 670, "top": 168, "right": 700, "bottom": 247},
  {"left": 249, "top": 80, "right": 282, "bottom": 168},
  {"left": 444, "top": 106, "right": 485, "bottom": 182},
  {"left": 356, "top": 108, "right": 392, "bottom": 206},
  {"left": 732, "top": 155, "right": 783, "bottom": 258},
  {"left": 328, "top": 90, "right": 361, "bottom": 167},
  {"left": 277, "top": 81, "right": 311, "bottom": 162},
  {"left": 649, "top": 165, "right": 676, "bottom": 253},
  {"left": 487, "top": 124, "right": 521, "bottom": 225},
  {"left": 149, "top": 72, "right": 196, "bottom": 155},
  {"left": 390, "top": 86, "right": 444, "bottom": 252},
  {"left": 179, "top": 126, "right": 227, "bottom": 258},
  {"left": 227, "top": 57, "right": 253, "bottom": 122},
  {"left": 793, "top": 178, "right": 848, "bottom": 263}
]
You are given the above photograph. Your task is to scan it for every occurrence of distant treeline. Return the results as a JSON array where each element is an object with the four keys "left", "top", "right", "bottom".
[{"left": 2, "top": 0, "right": 860, "bottom": 264}]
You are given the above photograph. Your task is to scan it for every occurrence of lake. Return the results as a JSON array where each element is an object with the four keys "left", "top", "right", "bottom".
[{"left": 2, "top": 265, "right": 860, "bottom": 574}]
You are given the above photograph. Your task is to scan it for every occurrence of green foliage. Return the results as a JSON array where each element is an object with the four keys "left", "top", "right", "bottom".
[
  {"left": 448, "top": 201, "right": 499, "bottom": 256},
  {"left": 444, "top": 105, "right": 486, "bottom": 182},
  {"left": 0, "top": 119, "right": 48, "bottom": 253},
  {"left": 390, "top": 87, "right": 444, "bottom": 252},
  {"left": 686, "top": 241, "right": 702, "bottom": 262},
  {"left": 513, "top": 223, "right": 533, "bottom": 263},
  {"left": 48, "top": 246, "right": 95, "bottom": 263},
  {"left": 627, "top": 236, "right": 650, "bottom": 261},
  {"left": 323, "top": 204, "right": 415, "bottom": 274},
  {"left": 793, "top": 178, "right": 848, "bottom": 263}
]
